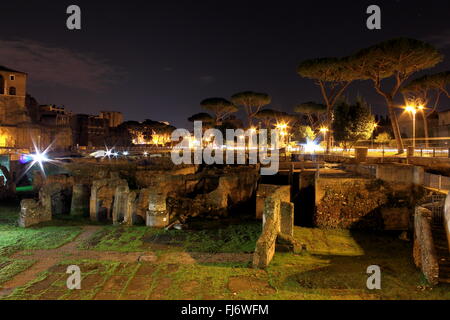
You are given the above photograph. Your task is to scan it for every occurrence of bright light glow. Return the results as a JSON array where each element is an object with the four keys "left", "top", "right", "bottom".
[
  {"left": 31, "top": 152, "right": 49, "bottom": 163},
  {"left": 276, "top": 122, "right": 288, "bottom": 130},
  {"left": 405, "top": 106, "right": 416, "bottom": 114},
  {"left": 320, "top": 127, "right": 329, "bottom": 133},
  {"left": 123, "top": 151, "right": 129, "bottom": 156},
  {"left": 301, "top": 139, "right": 323, "bottom": 153},
  {"left": 143, "top": 152, "right": 148, "bottom": 156},
  {"left": 20, "top": 140, "right": 55, "bottom": 179}
]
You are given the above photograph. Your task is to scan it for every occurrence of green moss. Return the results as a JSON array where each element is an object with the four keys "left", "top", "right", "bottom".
[
  {"left": 0, "top": 258, "right": 35, "bottom": 286},
  {"left": 0, "top": 203, "right": 82, "bottom": 256},
  {"left": 0, "top": 225, "right": 82, "bottom": 256},
  {"left": 79, "top": 226, "right": 149, "bottom": 252},
  {"left": 81, "top": 222, "right": 261, "bottom": 254}
]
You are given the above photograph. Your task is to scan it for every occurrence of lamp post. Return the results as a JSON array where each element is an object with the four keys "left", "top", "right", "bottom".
[
  {"left": 320, "top": 127, "right": 329, "bottom": 153},
  {"left": 405, "top": 106, "right": 418, "bottom": 150}
]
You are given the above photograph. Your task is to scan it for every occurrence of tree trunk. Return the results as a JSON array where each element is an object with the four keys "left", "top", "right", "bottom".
[
  {"left": 387, "top": 103, "right": 404, "bottom": 154},
  {"left": 422, "top": 112, "right": 429, "bottom": 148}
]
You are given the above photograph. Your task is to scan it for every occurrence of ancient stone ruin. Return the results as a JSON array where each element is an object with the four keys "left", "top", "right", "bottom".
[
  {"left": 253, "top": 185, "right": 296, "bottom": 269},
  {"left": 18, "top": 160, "right": 260, "bottom": 229}
]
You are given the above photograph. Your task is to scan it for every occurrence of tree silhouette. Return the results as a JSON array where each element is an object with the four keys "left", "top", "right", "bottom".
[
  {"left": 332, "top": 97, "right": 376, "bottom": 150},
  {"left": 231, "top": 91, "right": 271, "bottom": 127},
  {"left": 297, "top": 57, "right": 358, "bottom": 153},
  {"left": 200, "top": 98, "right": 238, "bottom": 125},
  {"left": 294, "top": 102, "right": 327, "bottom": 130},
  {"left": 402, "top": 72, "right": 450, "bottom": 147},
  {"left": 350, "top": 38, "right": 443, "bottom": 153}
]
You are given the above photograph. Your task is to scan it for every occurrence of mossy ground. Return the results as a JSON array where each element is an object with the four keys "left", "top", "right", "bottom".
[
  {"left": 0, "top": 204, "right": 82, "bottom": 257},
  {"left": 0, "top": 203, "right": 449, "bottom": 300}
]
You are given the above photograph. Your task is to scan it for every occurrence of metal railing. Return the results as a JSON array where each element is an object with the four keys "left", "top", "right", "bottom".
[{"left": 423, "top": 173, "right": 450, "bottom": 192}]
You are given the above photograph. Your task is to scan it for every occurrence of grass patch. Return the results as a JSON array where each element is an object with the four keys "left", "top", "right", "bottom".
[
  {"left": 0, "top": 258, "right": 35, "bottom": 286},
  {"left": 81, "top": 222, "right": 261, "bottom": 254},
  {"left": 0, "top": 225, "right": 82, "bottom": 256},
  {"left": 293, "top": 227, "right": 364, "bottom": 256},
  {"left": 79, "top": 226, "right": 149, "bottom": 252},
  {"left": 182, "top": 222, "right": 261, "bottom": 253},
  {"left": 0, "top": 204, "right": 82, "bottom": 256}
]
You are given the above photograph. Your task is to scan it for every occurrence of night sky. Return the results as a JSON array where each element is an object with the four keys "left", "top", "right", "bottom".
[{"left": 1, "top": 0, "right": 450, "bottom": 128}]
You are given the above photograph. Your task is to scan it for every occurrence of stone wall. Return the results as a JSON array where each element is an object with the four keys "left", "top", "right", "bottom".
[
  {"left": 413, "top": 206, "right": 439, "bottom": 285},
  {"left": 167, "top": 167, "right": 260, "bottom": 221},
  {"left": 315, "top": 177, "right": 417, "bottom": 230},
  {"left": 376, "top": 164, "right": 424, "bottom": 186},
  {"left": 253, "top": 185, "right": 296, "bottom": 269}
]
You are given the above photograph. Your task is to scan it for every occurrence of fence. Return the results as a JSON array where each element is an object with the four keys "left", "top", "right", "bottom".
[{"left": 423, "top": 173, "right": 450, "bottom": 191}]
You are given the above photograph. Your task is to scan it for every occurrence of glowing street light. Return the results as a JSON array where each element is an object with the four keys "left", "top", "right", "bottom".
[
  {"left": 405, "top": 105, "right": 421, "bottom": 149},
  {"left": 319, "top": 127, "right": 329, "bottom": 140},
  {"left": 320, "top": 127, "right": 329, "bottom": 134},
  {"left": 275, "top": 122, "right": 288, "bottom": 130}
]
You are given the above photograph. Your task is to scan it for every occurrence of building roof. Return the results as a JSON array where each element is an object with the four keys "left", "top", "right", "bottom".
[{"left": 0, "top": 65, "right": 26, "bottom": 74}]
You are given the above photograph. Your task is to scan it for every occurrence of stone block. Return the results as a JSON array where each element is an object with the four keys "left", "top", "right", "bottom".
[
  {"left": 253, "top": 217, "right": 278, "bottom": 269},
  {"left": 18, "top": 199, "right": 51, "bottom": 228},
  {"left": 146, "top": 210, "right": 169, "bottom": 228}
]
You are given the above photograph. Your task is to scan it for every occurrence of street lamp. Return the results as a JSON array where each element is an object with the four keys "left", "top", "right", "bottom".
[{"left": 405, "top": 105, "right": 418, "bottom": 149}]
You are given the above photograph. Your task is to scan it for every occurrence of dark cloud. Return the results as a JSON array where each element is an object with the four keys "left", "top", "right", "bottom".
[{"left": 0, "top": 39, "right": 119, "bottom": 91}]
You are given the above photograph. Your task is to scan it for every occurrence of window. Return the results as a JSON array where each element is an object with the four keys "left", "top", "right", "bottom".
[
  {"left": 9, "top": 87, "right": 16, "bottom": 95},
  {"left": 9, "top": 75, "right": 15, "bottom": 81},
  {"left": 0, "top": 75, "right": 4, "bottom": 95}
]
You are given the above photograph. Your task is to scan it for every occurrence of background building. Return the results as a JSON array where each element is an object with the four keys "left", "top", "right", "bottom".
[{"left": 99, "top": 111, "right": 123, "bottom": 128}]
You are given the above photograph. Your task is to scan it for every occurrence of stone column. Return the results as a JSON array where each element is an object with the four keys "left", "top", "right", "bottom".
[
  {"left": 146, "top": 192, "right": 169, "bottom": 228},
  {"left": 112, "top": 185, "right": 130, "bottom": 225},
  {"left": 124, "top": 191, "right": 137, "bottom": 226},
  {"left": 70, "top": 184, "right": 90, "bottom": 217},
  {"left": 89, "top": 181, "right": 101, "bottom": 221}
]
